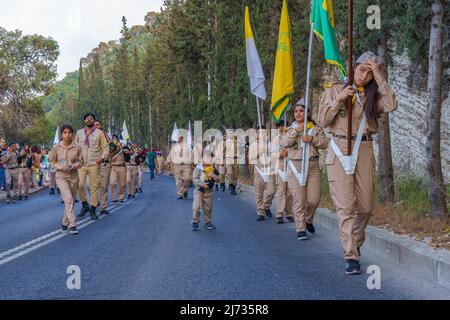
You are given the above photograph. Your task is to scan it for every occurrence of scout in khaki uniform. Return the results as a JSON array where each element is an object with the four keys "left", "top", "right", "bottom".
[
  {"left": 74, "top": 113, "right": 109, "bottom": 220},
  {"left": 191, "top": 152, "right": 219, "bottom": 231},
  {"left": 124, "top": 142, "right": 138, "bottom": 199},
  {"left": 249, "top": 127, "right": 276, "bottom": 221},
  {"left": 271, "top": 123, "right": 294, "bottom": 224},
  {"left": 17, "top": 148, "right": 32, "bottom": 201},
  {"left": 94, "top": 120, "right": 113, "bottom": 215},
  {"left": 166, "top": 136, "right": 192, "bottom": 199},
  {"left": 318, "top": 52, "right": 398, "bottom": 275},
  {"left": 110, "top": 138, "right": 127, "bottom": 204},
  {"left": 49, "top": 124, "right": 83, "bottom": 235},
  {"left": 281, "top": 99, "right": 328, "bottom": 240},
  {"left": 225, "top": 132, "right": 239, "bottom": 195},
  {"left": 1, "top": 142, "right": 20, "bottom": 203}
]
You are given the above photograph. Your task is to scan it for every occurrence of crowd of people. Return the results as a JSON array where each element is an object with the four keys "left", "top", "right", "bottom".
[
  {"left": 0, "top": 112, "right": 164, "bottom": 236},
  {"left": 165, "top": 52, "right": 398, "bottom": 275}
]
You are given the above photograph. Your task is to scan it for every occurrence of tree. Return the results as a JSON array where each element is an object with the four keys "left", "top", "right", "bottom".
[{"left": 426, "top": 0, "right": 448, "bottom": 217}]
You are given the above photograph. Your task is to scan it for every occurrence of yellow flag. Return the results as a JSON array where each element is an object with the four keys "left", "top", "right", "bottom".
[{"left": 271, "top": 0, "right": 294, "bottom": 123}]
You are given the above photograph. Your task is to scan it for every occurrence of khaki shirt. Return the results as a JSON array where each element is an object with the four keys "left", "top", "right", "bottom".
[
  {"left": 318, "top": 80, "right": 398, "bottom": 136},
  {"left": 111, "top": 146, "right": 126, "bottom": 166},
  {"left": 166, "top": 142, "right": 192, "bottom": 165},
  {"left": 74, "top": 127, "right": 109, "bottom": 166},
  {"left": 1, "top": 151, "right": 19, "bottom": 169},
  {"left": 280, "top": 125, "right": 329, "bottom": 160},
  {"left": 49, "top": 142, "right": 83, "bottom": 177}
]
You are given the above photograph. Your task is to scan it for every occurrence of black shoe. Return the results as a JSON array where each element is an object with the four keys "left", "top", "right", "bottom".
[
  {"left": 286, "top": 216, "right": 295, "bottom": 223},
  {"left": 177, "top": 195, "right": 183, "bottom": 200},
  {"left": 357, "top": 247, "right": 361, "bottom": 257},
  {"left": 183, "top": 192, "right": 188, "bottom": 198},
  {"left": 205, "top": 222, "right": 216, "bottom": 230},
  {"left": 191, "top": 222, "right": 199, "bottom": 231},
  {"left": 119, "top": 199, "right": 124, "bottom": 204},
  {"left": 297, "top": 231, "right": 309, "bottom": 241},
  {"left": 61, "top": 225, "right": 69, "bottom": 233},
  {"left": 75, "top": 199, "right": 79, "bottom": 203},
  {"left": 77, "top": 202, "right": 89, "bottom": 218},
  {"left": 276, "top": 217, "right": 284, "bottom": 224},
  {"left": 345, "top": 259, "right": 361, "bottom": 275},
  {"left": 127, "top": 194, "right": 132, "bottom": 199},
  {"left": 18, "top": 195, "right": 23, "bottom": 201},
  {"left": 90, "top": 206, "right": 98, "bottom": 220},
  {"left": 49, "top": 188, "right": 55, "bottom": 195},
  {"left": 230, "top": 184, "right": 237, "bottom": 196},
  {"left": 100, "top": 209, "right": 110, "bottom": 215},
  {"left": 24, "top": 196, "right": 28, "bottom": 200},
  {"left": 265, "top": 209, "right": 272, "bottom": 218},
  {"left": 69, "top": 227, "right": 79, "bottom": 235},
  {"left": 256, "top": 215, "right": 265, "bottom": 221},
  {"left": 112, "top": 200, "right": 118, "bottom": 204},
  {"left": 132, "top": 194, "right": 136, "bottom": 198},
  {"left": 306, "top": 223, "right": 316, "bottom": 234},
  {"left": 215, "top": 184, "right": 219, "bottom": 191}
]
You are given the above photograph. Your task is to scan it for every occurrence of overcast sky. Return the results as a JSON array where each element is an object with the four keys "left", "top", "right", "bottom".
[{"left": 1, "top": 0, "right": 165, "bottom": 80}]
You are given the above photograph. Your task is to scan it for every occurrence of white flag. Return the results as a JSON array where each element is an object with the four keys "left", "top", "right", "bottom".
[
  {"left": 122, "top": 121, "right": 131, "bottom": 142},
  {"left": 53, "top": 127, "right": 60, "bottom": 145},
  {"left": 187, "top": 121, "right": 192, "bottom": 146},
  {"left": 245, "top": 6, "right": 266, "bottom": 100},
  {"left": 171, "top": 123, "right": 179, "bottom": 142}
]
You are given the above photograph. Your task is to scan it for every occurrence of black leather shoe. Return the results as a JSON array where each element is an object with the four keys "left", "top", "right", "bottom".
[
  {"left": 306, "top": 223, "right": 316, "bottom": 234},
  {"left": 78, "top": 202, "right": 89, "bottom": 218},
  {"left": 276, "top": 217, "right": 284, "bottom": 224},
  {"left": 90, "top": 206, "right": 98, "bottom": 220},
  {"left": 265, "top": 209, "right": 272, "bottom": 218},
  {"left": 100, "top": 209, "right": 110, "bottom": 215},
  {"left": 256, "top": 215, "right": 265, "bottom": 221}
]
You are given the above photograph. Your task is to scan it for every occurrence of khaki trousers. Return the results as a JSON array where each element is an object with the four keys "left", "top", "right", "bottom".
[
  {"left": 18, "top": 168, "right": 31, "bottom": 196},
  {"left": 56, "top": 172, "right": 79, "bottom": 228},
  {"left": 138, "top": 165, "right": 144, "bottom": 189},
  {"left": 78, "top": 165, "right": 100, "bottom": 207},
  {"left": 275, "top": 175, "right": 293, "bottom": 218},
  {"left": 287, "top": 160, "right": 321, "bottom": 232},
  {"left": 110, "top": 165, "right": 127, "bottom": 201},
  {"left": 254, "top": 170, "right": 276, "bottom": 215},
  {"left": 192, "top": 189, "right": 213, "bottom": 223},
  {"left": 49, "top": 171, "right": 56, "bottom": 188},
  {"left": 173, "top": 164, "right": 191, "bottom": 197},
  {"left": 6, "top": 168, "right": 19, "bottom": 198},
  {"left": 126, "top": 165, "right": 138, "bottom": 195},
  {"left": 226, "top": 163, "right": 239, "bottom": 185},
  {"left": 99, "top": 164, "right": 112, "bottom": 209},
  {"left": 326, "top": 140, "right": 375, "bottom": 261}
]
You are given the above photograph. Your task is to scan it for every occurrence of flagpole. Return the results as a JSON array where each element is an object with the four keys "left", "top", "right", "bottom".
[
  {"left": 301, "top": 22, "right": 315, "bottom": 176},
  {"left": 256, "top": 96, "right": 267, "bottom": 173},
  {"left": 347, "top": 0, "right": 354, "bottom": 156}
]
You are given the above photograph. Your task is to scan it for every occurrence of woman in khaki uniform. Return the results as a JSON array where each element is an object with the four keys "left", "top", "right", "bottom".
[
  {"left": 18, "top": 148, "right": 32, "bottom": 201},
  {"left": 110, "top": 139, "right": 127, "bottom": 204},
  {"left": 318, "top": 52, "right": 398, "bottom": 275},
  {"left": 281, "top": 99, "right": 328, "bottom": 240},
  {"left": 125, "top": 142, "right": 138, "bottom": 199},
  {"left": 49, "top": 124, "right": 83, "bottom": 235}
]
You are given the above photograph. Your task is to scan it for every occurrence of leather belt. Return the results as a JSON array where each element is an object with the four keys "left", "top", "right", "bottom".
[
  {"left": 290, "top": 156, "right": 319, "bottom": 162},
  {"left": 333, "top": 134, "right": 374, "bottom": 141}
]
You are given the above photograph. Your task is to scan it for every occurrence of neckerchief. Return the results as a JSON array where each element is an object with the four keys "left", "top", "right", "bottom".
[{"left": 84, "top": 127, "right": 96, "bottom": 148}]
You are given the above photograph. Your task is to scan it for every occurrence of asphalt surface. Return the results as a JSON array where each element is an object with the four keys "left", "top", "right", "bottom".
[{"left": 0, "top": 174, "right": 449, "bottom": 300}]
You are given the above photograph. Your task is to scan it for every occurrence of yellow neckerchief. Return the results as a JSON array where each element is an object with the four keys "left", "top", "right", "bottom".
[
  {"left": 202, "top": 164, "right": 215, "bottom": 182},
  {"left": 306, "top": 121, "right": 314, "bottom": 130},
  {"left": 352, "top": 86, "right": 365, "bottom": 105}
]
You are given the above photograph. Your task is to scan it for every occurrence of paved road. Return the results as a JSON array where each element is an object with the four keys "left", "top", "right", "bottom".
[{"left": 0, "top": 174, "right": 449, "bottom": 300}]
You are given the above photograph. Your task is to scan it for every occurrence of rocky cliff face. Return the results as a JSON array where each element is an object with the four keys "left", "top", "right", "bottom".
[{"left": 373, "top": 51, "right": 449, "bottom": 183}]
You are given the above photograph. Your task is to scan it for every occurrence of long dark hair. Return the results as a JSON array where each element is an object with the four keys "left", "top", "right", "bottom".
[{"left": 348, "top": 64, "right": 380, "bottom": 127}]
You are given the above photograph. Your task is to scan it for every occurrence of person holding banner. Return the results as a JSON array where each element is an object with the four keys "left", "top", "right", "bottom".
[
  {"left": 318, "top": 52, "right": 397, "bottom": 275},
  {"left": 281, "top": 98, "right": 328, "bottom": 240}
]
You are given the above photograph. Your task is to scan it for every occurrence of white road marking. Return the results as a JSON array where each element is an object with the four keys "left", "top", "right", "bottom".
[{"left": 0, "top": 197, "right": 137, "bottom": 267}]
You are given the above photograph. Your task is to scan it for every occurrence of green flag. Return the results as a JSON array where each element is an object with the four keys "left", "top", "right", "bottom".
[{"left": 311, "top": 0, "right": 347, "bottom": 78}]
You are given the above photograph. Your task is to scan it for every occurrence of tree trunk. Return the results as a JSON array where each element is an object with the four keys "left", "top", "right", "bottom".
[
  {"left": 377, "top": 34, "right": 395, "bottom": 204},
  {"left": 426, "top": 0, "right": 448, "bottom": 217}
]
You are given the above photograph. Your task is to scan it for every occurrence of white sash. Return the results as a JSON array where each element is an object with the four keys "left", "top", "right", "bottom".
[
  {"left": 288, "top": 128, "right": 313, "bottom": 186},
  {"left": 255, "top": 165, "right": 270, "bottom": 183},
  {"left": 330, "top": 113, "right": 367, "bottom": 175}
]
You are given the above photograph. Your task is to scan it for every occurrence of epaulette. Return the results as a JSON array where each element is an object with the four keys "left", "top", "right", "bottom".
[{"left": 324, "top": 81, "right": 344, "bottom": 89}]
